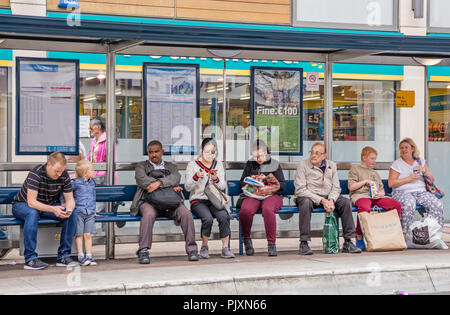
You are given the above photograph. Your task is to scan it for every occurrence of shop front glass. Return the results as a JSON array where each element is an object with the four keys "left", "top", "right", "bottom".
[
  {"left": 68, "top": 57, "right": 326, "bottom": 181},
  {"left": 201, "top": 72, "right": 251, "bottom": 162},
  {"left": 428, "top": 82, "right": 450, "bottom": 220},
  {"left": 331, "top": 80, "right": 396, "bottom": 155},
  {"left": 77, "top": 56, "right": 400, "bottom": 235},
  {"left": 95, "top": 56, "right": 326, "bottom": 236},
  {"left": 77, "top": 58, "right": 328, "bottom": 186},
  {"left": 331, "top": 79, "right": 397, "bottom": 180}
]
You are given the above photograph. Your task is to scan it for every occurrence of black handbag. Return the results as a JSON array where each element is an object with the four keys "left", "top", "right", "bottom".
[{"left": 144, "top": 169, "right": 184, "bottom": 212}]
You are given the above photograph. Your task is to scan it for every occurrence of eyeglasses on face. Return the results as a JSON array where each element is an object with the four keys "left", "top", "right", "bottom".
[{"left": 309, "top": 150, "right": 325, "bottom": 156}]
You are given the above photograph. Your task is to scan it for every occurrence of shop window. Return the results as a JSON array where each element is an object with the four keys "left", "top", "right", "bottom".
[
  {"left": 115, "top": 75, "right": 142, "bottom": 139},
  {"left": 80, "top": 70, "right": 106, "bottom": 127},
  {"left": 333, "top": 84, "right": 375, "bottom": 141},
  {"left": 304, "top": 83, "right": 324, "bottom": 141},
  {"left": 198, "top": 63, "right": 327, "bottom": 161},
  {"left": 200, "top": 74, "right": 251, "bottom": 141},
  {"left": 428, "top": 82, "right": 450, "bottom": 221},
  {"left": 199, "top": 74, "right": 224, "bottom": 138},
  {"left": 429, "top": 83, "right": 450, "bottom": 142},
  {"left": 80, "top": 70, "right": 143, "bottom": 140},
  {"left": 331, "top": 80, "right": 397, "bottom": 162}
]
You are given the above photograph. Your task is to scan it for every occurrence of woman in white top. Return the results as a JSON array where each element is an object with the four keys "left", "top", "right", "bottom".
[
  {"left": 185, "top": 138, "right": 235, "bottom": 259},
  {"left": 388, "top": 138, "right": 443, "bottom": 234}
]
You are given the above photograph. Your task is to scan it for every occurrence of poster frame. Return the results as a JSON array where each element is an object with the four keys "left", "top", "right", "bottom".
[
  {"left": 15, "top": 57, "right": 80, "bottom": 156},
  {"left": 142, "top": 62, "right": 200, "bottom": 156},
  {"left": 250, "top": 66, "right": 304, "bottom": 156}
]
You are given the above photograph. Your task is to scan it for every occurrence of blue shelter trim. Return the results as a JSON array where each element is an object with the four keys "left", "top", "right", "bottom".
[{"left": 1, "top": 14, "right": 450, "bottom": 53}]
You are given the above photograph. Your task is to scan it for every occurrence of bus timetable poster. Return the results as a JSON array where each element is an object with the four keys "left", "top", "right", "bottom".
[
  {"left": 16, "top": 57, "right": 80, "bottom": 155},
  {"left": 251, "top": 67, "right": 303, "bottom": 155},
  {"left": 143, "top": 63, "right": 199, "bottom": 155}
]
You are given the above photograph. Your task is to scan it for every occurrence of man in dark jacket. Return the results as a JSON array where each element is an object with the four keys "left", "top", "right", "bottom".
[{"left": 131, "top": 140, "right": 198, "bottom": 264}]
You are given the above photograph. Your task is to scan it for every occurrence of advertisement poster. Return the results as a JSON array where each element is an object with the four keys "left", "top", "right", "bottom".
[
  {"left": 251, "top": 67, "right": 303, "bottom": 155},
  {"left": 16, "top": 58, "right": 79, "bottom": 155},
  {"left": 143, "top": 63, "right": 199, "bottom": 155}
]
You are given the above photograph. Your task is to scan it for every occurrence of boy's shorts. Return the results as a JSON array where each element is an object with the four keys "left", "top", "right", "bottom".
[{"left": 76, "top": 212, "right": 97, "bottom": 236}]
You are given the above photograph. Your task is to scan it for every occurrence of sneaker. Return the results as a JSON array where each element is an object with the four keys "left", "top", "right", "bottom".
[
  {"left": 78, "top": 255, "right": 90, "bottom": 266},
  {"left": 56, "top": 257, "right": 79, "bottom": 267},
  {"left": 188, "top": 251, "right": 199, "bottom": 262},
  {"left": 268, "top": 244, "right": 277, "bottom": 256},
  {"left": 137, "top": 248, "right": 150, "bottom": 264},
  {"left": 299, "top": 241, "right": 313, "bottom": 255},
  {"left": 199, "top": 246, "right": 210, "bottom": 259},
  {"left": 356, "top": 238, "right": 366, "bottom": 251},
  {"left": 342, "top": 240, "right": 362, "bottom": 254},
  {"left": 244, "top": 239, "right": 255, "bottom": 256},
  {"left": 24, "top": 258, "right": 48, "bottom": 270},
  {"left": 86, "top": 256, "right": 97, "bottom": 266},
  {"left": 221, "top": 247, "right": 235, "bottom": 259}
]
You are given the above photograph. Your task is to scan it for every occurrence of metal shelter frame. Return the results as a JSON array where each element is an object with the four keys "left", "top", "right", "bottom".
[{"left": 1, "top": 13, "right": 449, "bottom": 258}]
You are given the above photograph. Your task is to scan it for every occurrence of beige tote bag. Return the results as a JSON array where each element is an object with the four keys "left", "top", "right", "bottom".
[{"left": 358, "top": 210, "right": 406, "bottom": 252}]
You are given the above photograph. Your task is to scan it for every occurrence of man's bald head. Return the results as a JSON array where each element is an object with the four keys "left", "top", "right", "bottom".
[
  {"left": 311, "top": 143, "right": 326, "bottom": 154},
  {"left": 309, "top": 142, "right": 327, "bottom": 167}
]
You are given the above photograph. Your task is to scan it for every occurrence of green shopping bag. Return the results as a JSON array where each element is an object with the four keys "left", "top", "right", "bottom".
[{"left": 323, "top": 211, "right": 339, "bottom": 254}]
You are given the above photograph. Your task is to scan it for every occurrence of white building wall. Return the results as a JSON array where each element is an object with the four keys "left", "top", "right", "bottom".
[
  {"left": 10, "top": 0, "right": 47, "bottom": 185},
  {"left": 398, "top": 0, "right": 427, "bottom": 158},
  {"left": 10, "top": 0, "right": 46, "bottom": 16}
]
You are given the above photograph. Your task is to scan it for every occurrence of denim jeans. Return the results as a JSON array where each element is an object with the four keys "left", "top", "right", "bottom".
[{"left": 12, "top": 202, "right": 77, "bottom": 263}]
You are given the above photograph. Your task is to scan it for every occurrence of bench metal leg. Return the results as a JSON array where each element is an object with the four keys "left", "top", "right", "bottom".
[
  {"left": 336, "top": 217, "right": 340, "bottom": 242},
  {"left": 105, "top": 222, "right": 115, "bottom": 260},
  {"left": 105, "top": 202, "right": 115, "bottom": 260},
  {"left": 238, "top": 218, "right": 243, "bottom": 256}
]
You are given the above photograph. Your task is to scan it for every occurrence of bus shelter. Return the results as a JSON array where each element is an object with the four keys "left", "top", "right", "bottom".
[{"left": 0, "top": 13, "right": 449, "bottom": 258}]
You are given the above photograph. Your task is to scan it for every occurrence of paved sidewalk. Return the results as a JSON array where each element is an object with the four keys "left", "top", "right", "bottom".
[{"left": 0, "top": 235, "right": 449, "bottom": 295}]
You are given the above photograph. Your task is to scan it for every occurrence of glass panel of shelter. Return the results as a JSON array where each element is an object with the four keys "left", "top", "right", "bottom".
[{"left": 428, "top": 82, "right": 450, "bottom": 221}]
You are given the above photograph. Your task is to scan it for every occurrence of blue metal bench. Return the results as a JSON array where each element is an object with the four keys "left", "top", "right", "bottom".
[
  {"left": 228, "top": 179, "right": 425, "bottom": 255},
  {"left": 0, "top": 180, "right": 426, "bottom": 255},
  {"left": 0, "top": 184, "right": 194, "bottom": 227}
]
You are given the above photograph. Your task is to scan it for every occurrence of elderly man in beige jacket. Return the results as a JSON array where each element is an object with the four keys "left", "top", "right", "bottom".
[{"left": 294, "top": 143, "right": 361, "bottom": 255}]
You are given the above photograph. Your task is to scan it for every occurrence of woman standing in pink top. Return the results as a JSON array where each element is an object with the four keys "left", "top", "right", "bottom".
[
  {"left": 88, "top": 117, "right": 108, "bottom": 185},
  {"left": 88, "top": 116, "right": 118, "bottom": 217},
  {"left": 88, "top": 116, "right": 118, "bottom": 185}
]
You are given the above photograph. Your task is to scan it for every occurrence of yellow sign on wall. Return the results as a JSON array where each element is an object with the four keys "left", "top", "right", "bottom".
[{"left": 396, "top": 91, "right": 415, "bottom": 108}]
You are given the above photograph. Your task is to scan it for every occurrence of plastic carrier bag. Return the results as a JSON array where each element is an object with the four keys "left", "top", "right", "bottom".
[
  {"left": 406, "top": 215, "right": 448, "bottom": 250},
  {"left": 323, "top": 211, "right": 339, "bottom": 254}
]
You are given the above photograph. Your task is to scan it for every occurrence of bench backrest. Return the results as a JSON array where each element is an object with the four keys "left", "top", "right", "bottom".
[
  {"left": 227, "top": 179, "right": 392, "bottom": 197},
  {"left": 0, "top": 184, "right": 190, "bottom": 204},
  {"left": 0, "top": 187, "right": 21, "bottom": 204},
  {"left": 1, "top": 180, "right": 391, "bottom": 205}
]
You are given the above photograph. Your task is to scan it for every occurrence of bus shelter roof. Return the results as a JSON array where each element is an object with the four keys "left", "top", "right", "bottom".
[{"left": 0, "top": 14, "right": 450, "bottom": 66}]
